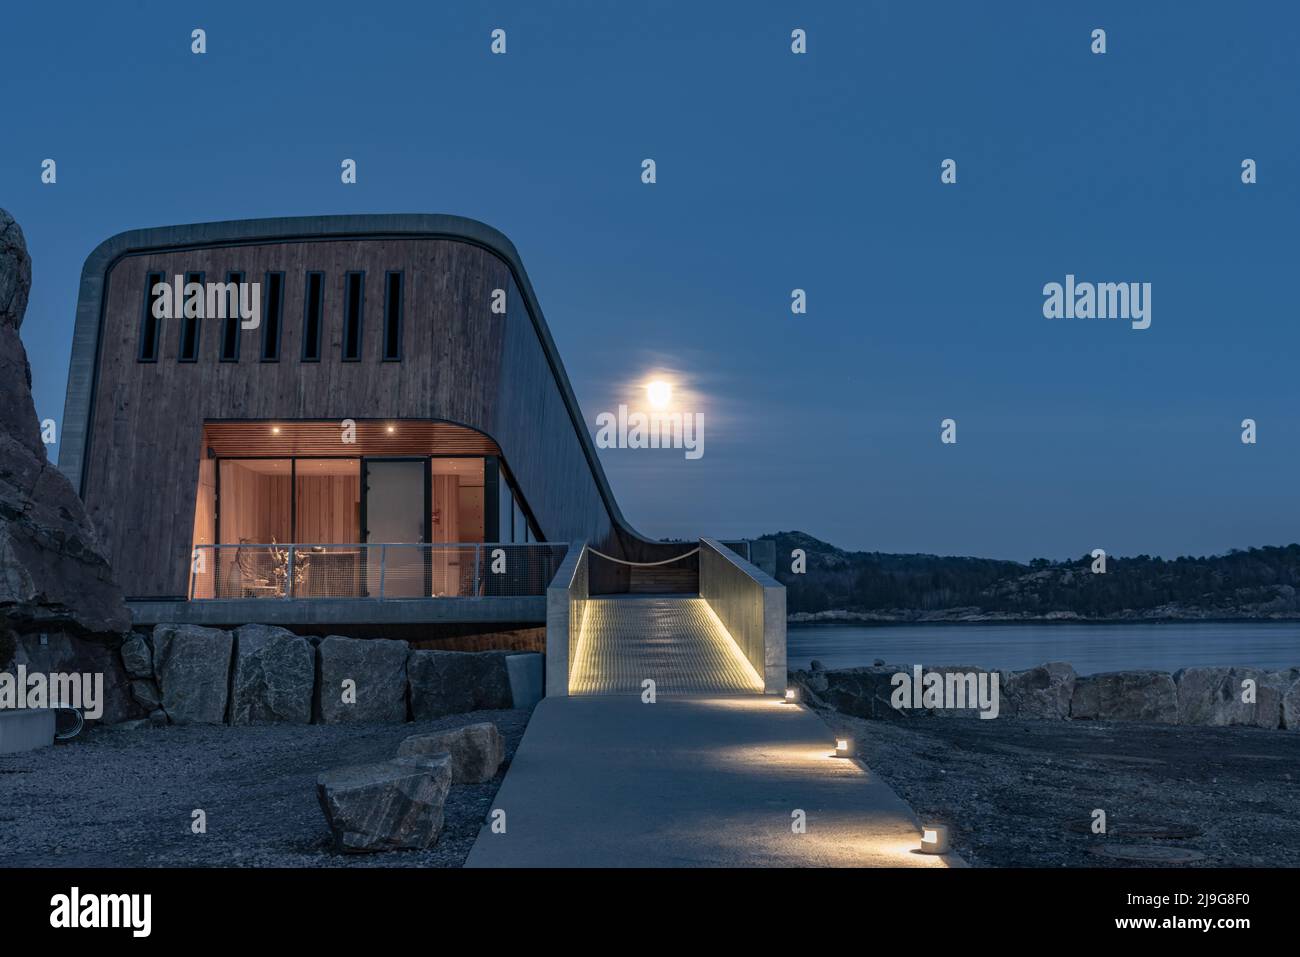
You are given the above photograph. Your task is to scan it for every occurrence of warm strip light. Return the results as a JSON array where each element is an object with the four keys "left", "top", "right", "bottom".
[{"left": 699, "top": 602, "right": 765, "bottom": 692}]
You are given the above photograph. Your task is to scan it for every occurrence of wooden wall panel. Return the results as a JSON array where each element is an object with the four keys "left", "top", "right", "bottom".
[{"left": 83, "top": 238, "right": 619, "bottom": 597}]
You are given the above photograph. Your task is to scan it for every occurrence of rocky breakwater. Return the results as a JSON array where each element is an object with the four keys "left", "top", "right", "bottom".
[
  {"left": 0, "top": 208, "right": 134, "bottom": 725},
  {"left": 790, "top": 659, "right": 1300, "bottom": 730}
]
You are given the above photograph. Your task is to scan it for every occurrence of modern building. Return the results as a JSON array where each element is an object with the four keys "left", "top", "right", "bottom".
[{"left": 58, "top": 215, "right": 784, "bottom": 694}]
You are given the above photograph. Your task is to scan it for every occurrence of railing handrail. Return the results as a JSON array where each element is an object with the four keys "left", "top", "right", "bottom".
[
  {"left": 192, "top": 541, "right": 570, "bottom": 549},
  {"left": 188, "top": 541, "right": 569, "bottom": 601}
]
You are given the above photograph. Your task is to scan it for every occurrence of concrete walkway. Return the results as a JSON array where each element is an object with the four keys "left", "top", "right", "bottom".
[{"left": 466, "top": 694, "right": 959, "bottom": 867}]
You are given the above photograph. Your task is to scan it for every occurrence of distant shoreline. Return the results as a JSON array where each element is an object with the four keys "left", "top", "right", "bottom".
[{"left": 788, "top": 613, "right": 1300, "bottom": 627}]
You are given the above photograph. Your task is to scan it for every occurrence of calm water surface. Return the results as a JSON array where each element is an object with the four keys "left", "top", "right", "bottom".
[{"left": 788, "top": 621, "right": 1300, "bottom": 675}]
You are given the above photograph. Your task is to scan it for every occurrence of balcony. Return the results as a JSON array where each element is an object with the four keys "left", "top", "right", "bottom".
[{"left": 189, "top": 542, "right": 568, "bottom": 600}]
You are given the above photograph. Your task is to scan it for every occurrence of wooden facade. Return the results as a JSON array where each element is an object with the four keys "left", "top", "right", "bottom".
[{"left": 60, "top": 216, "right": 686, "bottom": 601}]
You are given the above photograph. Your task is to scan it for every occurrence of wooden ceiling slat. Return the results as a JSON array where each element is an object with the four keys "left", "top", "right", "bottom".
[{"left": 202, "top": 420, "right": 501, "bottom": 458}]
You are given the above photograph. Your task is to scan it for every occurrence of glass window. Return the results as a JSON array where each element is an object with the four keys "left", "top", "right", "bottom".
[
  {"left": 178, "top": 271, "right": 203, "bottom": 362},
  {"left": 497, "top": 475, "right": 513, "bottom": 544},
  {"left": 188, "top": 460, "right": 216, "bottom": 598},
  {"left": 138, "top": 271, "right": 165, "bottom": 361},
  {"left": 216, "top": 459, "right": 292, "bottom": 597},
  {"left": 382, "top": 271, "right": 403, "bottom": 361},
  {"left": 342, "top": 272, "right": 364, "bottom": 360},
  {"left": 294, "top": 458, "right": 360, "bottom": 543},
  {"left": 260, "top": 272, "right": 285, "bottom": 361},
  {"left": 219, "top": 271, "right": 244, "bottom": 361},
  {"left": 301, "top": 272, "right": 324, "bottom": 361},
  {"left": 430, "top": 458, "right": 484, "bottom": 544}
]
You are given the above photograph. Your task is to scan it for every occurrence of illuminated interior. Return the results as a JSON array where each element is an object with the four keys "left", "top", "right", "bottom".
[{"left": 187, "top": 420, "right": 542, "bottom": 598}]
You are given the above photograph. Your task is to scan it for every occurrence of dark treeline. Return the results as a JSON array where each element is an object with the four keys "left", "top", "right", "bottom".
[{"left": 759, "top": 531, "right": 1300, "bottom": 618}]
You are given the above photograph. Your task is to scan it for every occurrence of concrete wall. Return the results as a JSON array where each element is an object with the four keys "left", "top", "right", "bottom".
[
  {"left": 699, "top": 538, "right": 786, "bottom": 694},
  {"left": 544, "top": 542, "right": 588, "bottom": 697}
]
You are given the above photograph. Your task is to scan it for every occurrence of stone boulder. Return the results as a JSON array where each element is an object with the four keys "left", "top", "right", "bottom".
[
  {"left": 1070, "top": 670, "right": 1178, "bottom": 723},
  {"left": 1283, "top": 672, "right": 1300, "bottom": 731},
  {"left": 314, "top": 636, "right": 409, "bottom": 724},
  {"left": 912, "top": 665, "right": 1001, "bottom": 719},
  {"left": 120, "top": 634, "right": 153, "bottom": 678},
  {"left": 229, "top": 624, "right": 314, "bottom": 725},
  {"left": 0, "top": 208, "right": 130, "bottom": 641},
  {"left": 406, "top": 650, "right": 513, "bottom": 720},
  {"left": 1175, "top": 666, "right": 1291, "bottom": 729},
  {"left": 6, "top": 629, "right": 138, "bottom": 724},
  {"left": 396, "top": 722, "right": 505, "bottom": 783},
  {"left": 316, "top": 756, "right": 452, "bottom": 852},
  {"left": 806, "top": 665, "right": 910, "bottom": 720},
  {"left": 129, "top": 679, "right": 161, "bottom": 712},
  {"left": 798, "top": 664, "right": 1003, "bottom": 719},
  {"left": 152, "top": 623, "right": 233, "bottom": 724},
  {"left": 1001, "top": 662, "right": 1076, "bottom": 719}
]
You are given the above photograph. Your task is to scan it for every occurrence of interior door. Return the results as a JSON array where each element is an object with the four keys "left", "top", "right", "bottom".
[{"left": 363, "top": 458, "right": 428, "bottom": 597}]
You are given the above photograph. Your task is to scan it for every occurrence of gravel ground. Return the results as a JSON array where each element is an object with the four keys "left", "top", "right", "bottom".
[
  {"left": 818, "top": 709, "right": 1300, "bottom": 867},
  {"left": 0, "top": 709, "right": 530, "bottom": 868}
]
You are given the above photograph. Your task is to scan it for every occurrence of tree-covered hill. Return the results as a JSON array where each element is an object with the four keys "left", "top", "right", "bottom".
[{"left": 758, "top": 531, "right": 1300, "bottom": 621}]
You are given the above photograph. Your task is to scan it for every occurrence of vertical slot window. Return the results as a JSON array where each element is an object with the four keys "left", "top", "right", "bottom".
[
  {"left": 301, "top": 272, "right": 324, "bottom": 361},
  {"left": 178, "top": 271, "right": 203, "bottom": 361},
  {"left": 260, "top": 271, "right": 284, "bottom": 361},
  {"left": 382, "top": 271, "right": 403, "bottom": 361},
  {"left": 138, "top": 271, "right": 166, "bottom": 361},
  {"left": 342, "top": 271, "right": 364, "bottom": 361},
  {"left": 219, "top": 271, "right": 244, "bottom": 362}
]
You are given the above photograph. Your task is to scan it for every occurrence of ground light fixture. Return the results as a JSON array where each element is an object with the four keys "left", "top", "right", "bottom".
[
  {"left": 386, "top": 424, "right": 396, "bottom": 434},
  {"left": 920, "top": 824, "right": 950, "bottom": 854},
  {"left": 833, "top": 737, "right": 852, "bottom": 758},
  {"left": 783, "top": 688, "right": 798, "bottom": 705}
]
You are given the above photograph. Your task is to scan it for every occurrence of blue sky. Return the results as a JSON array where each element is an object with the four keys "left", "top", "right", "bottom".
[{"left": 3, "top": 1, "right": 1297, "bottom": 560}]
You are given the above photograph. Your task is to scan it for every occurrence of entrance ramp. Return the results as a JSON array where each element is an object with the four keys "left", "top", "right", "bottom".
[{"left": 568, "top": 596, "right": 763, "bottom": 696}]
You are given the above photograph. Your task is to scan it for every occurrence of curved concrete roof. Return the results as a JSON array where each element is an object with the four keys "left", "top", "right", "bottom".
[{"left": 58, "top": 213, "right": 662, "bottom": 549}]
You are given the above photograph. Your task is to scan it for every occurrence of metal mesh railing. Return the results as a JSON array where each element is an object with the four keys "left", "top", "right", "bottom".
[{"left": 189, "top": 543, "right": 569, "bottom": 599}]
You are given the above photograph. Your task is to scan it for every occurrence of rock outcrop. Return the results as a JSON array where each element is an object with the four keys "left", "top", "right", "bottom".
[
  {"left": 152, "top": 623, "right": 233, "bottom": 724},
  {"left": 406, "top": 650, "right": 514, "bottom": 720},
  {"left": 316, "top": 756, "right": 452, "bottom": 852},
  {"left": 0, "top": 209, "right": 133, "bottom": 725},
  {"left": 0, "top": 209, "right": 130, "bottom": 639},
  {"left": 229, "top": 624, "right": 314, "bottom": 725},
  {"left": 314, "top": 636, "right": 409, "bottom": 724},
  {"left": 396, "top": 721, "right": 504, "bottom": 783}
]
